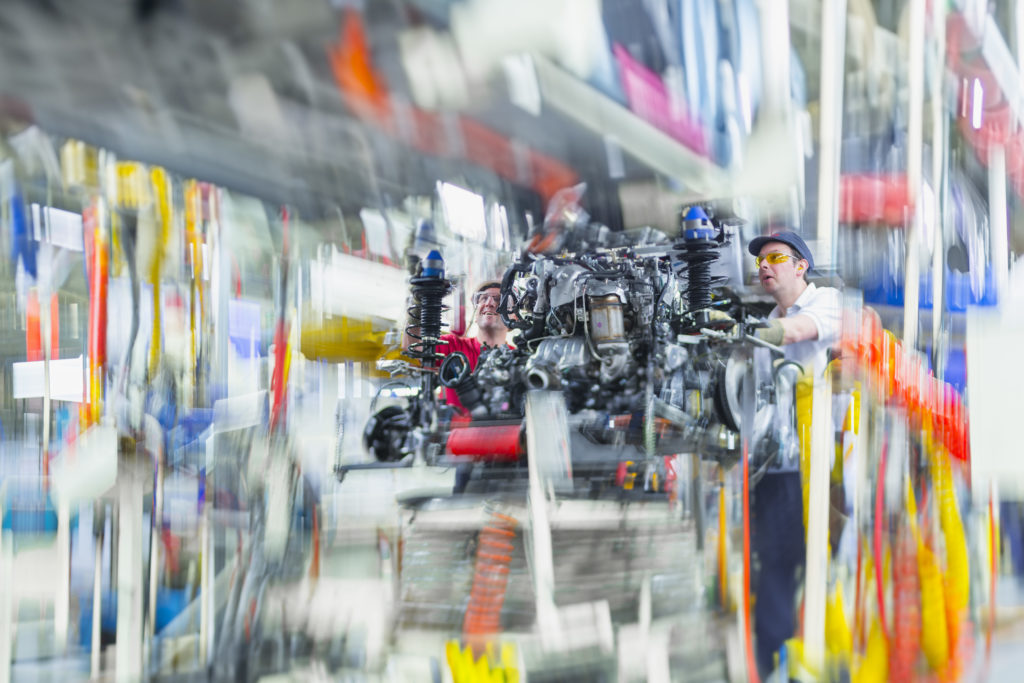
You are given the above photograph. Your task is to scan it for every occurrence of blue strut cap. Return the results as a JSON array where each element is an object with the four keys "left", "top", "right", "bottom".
[
  {"left": 684, "top": 206, "right": 709, "bottom": 222},
  {"left": 683, "top": 206, "right": 714, "bottom": 241},
  {"left": 421, "top": 249, "right": 445, "bottom": 278}
]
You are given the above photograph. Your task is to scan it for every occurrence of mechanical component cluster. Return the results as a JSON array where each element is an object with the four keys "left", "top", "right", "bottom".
[
  {"left": 444, "top": 205, "right": 739, "bottom": 431},
  {"left": 357, "top": 204, "right": 796, "bottom": 487}
]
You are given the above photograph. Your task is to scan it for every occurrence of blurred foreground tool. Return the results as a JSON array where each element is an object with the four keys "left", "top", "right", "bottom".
[
  {"left": 300, "top": 311, "right": 395, "bottom": 363},
  {"left": 446, "top": 640, "right": 519, "bottom": 683}
]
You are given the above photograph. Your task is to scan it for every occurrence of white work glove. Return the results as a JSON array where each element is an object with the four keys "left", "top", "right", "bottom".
[{"left": 753, "top": 318, "right": 785, "bottom": 346}]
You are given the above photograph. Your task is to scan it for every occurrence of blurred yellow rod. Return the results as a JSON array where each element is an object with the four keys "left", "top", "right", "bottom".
[
  {"left": 149, "top": 168, "right": 171, "bottom": 377},
  {"left": 804, "top": 373, "right": 835, "bottom": 673},
  {"left": 852, "top": 383, "right": 870, "bottom": 642},
  {"left": 805, "top": 0, "right": 846, "bottom": 670},
  {"left": 184, "top": 181, "right": 203, "bottom": 406},
  {"left": 985, "top": 480, "right": 999, "bottom": 662},
  {"left": 930, "top": 2, "right": 947, "bottom": 367},
  {"left": 903, "top": 0, "right": 926, "bottom": 348}
]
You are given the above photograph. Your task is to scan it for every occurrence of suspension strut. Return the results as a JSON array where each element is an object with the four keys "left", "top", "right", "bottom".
[
  {"left": 676, "top": 205, "right": 720, "bottom": 329},
  {"left": 405, "top": 249, "right": 452, "bottom": 369}
]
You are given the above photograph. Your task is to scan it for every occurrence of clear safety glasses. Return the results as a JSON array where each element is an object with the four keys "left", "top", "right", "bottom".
[{"left": 472, "top": 292, "right": 501, "bottom": 306}]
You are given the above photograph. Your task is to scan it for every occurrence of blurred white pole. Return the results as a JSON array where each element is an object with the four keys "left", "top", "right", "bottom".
[
  {"left": 903, "top": 0, "right": 926, "bottom": 348},
  {"left": 41, "top": 281, "right": 52, "bottom": 475},
  {"left": 91, "top": 518, "right": 103, "bottom": 679},
  {"left": 756, "top": 0, "right": 791, "bottom": 120},
  {"left": 198, "top": 504, "right": 208, "bottom": 667},
  {"left": 0, "top": 483, "right": 10, "bottom": 683},
  {"left": 146, "top": 445, "right": 164, "bottom": 665},
  {"left": 116, "top": 464, "right": 144, "bottom": 682},
  {"left": 211, "top": 190, "right": 229, "bottom": 395},
  {"left": 525, "top": 391, "right": 567, "bottom": 651},
  {"left": 55, "top": 500, "right": 70, "bottom": 653},
  {"left": 805, "top": 0, "right": 846, "bottom": 664},
  {"left": 902, "top": 224, "right": 922, "bottom": 350},
  {"left": 200, "top": 434, "right": 215, "bottom": 668},
  {"left": 989, "top": 145, "right": 1010, "bottom": 304},
  {"left": 815, "top": 0, "right": 847, "bottom": 270},
  {"left": 931, "top": 2, "right": 948, "bottom": 366},
  {"left": 1018, "top": 0, "right": 1024, "bottom": 75}
]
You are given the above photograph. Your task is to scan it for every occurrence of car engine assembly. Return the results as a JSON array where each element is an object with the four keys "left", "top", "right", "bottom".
[{"left": 349, "top": 203, "right": 795, "bottom": 493}]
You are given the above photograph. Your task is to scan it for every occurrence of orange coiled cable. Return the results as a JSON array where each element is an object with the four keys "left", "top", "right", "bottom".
[
  {"left": 890, "top": 522, "right": 921, "bottom": 681},
  {"left": 463, "top": 509, "right": 518, "bottom": 655}
]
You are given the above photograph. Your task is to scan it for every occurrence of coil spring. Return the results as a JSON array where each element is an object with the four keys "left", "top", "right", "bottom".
[
  {"left": 463, "top": 508, "right": 518, "bottom": 652},
  {"left": 678, "top": 237, "right": 718, "bottom": 312},
  {"left": 405, "top": 275, "right": 450, "bottom": 365}
]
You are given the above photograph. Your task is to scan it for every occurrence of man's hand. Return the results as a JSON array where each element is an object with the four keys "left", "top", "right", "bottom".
[
  {"left": 706, "top": 309, "right": 737, "bottom": 333},
  {"left": 753, "top": 318, "right": 785, "bottom": 346}
]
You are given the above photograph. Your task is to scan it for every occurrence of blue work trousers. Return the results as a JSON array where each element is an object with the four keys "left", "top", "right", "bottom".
[{"left": 752, "top": 470, "right": 805, "bottom": 679}]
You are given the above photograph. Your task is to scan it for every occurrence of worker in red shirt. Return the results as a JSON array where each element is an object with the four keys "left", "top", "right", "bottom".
[
  {"left": 403, "top": 279, "right": 510, "bottom": 493},
  {"left": 403, "top": 280, "right": 510, "bottom": 413},
  {"left": 436, "top": 280, "right": 509, "bottom": 412}
]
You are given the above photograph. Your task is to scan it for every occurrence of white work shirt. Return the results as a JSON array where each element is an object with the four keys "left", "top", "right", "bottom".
[{"left": 768, "top": 282, "right": 841, "bottom": 378}]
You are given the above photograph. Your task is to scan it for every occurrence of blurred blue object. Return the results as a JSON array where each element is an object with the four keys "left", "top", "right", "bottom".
[
  {"left": 862, "top": 265, "right": 998, "bottom": 310},
  {"left": 714, "top": 0, "right": 762, "bottom": 167},
  {"left": 9, "top": 184, "right": 36, "bottom": 279},
  {"left": 167, "top": 409, "right": 214, "bottom": 471},
  {"left": 171, "top": 409, "right": 213, "bottom": 448},
  {"left": 77, "top": 591, "right": 117, "bottom": 650},
  {"left": 1, "top": 487, "right": 57, "bottom": 534},
  {"left": 411, "top": 219, "right": 439, "bottom": 257},
  {"left": 604, "top": 0, "right": 668, "bottom": 74},
  {"left": 2, "top": 507, "right": 57, "bottom": 534},
  {"left": 932, "top": 344, "right": 967, "bottom": 394},
  {"left": 155, "top": 589, "right": 189, "bottom": 633},
  {"left": 79, "top": 588, "right": 189, "bottom": 649},
  {"left": 228, "top": 298, "right": 263, "bottom": 359},
  {"left": 732, "top": 0, "right": 762, "bottom": 118},
  {"left": 789, "top": 45, "right": 807, "bottom": 107},
  {"left": 678, "top": 0, "right": 719, "bottom": 135},
  {"left": 587, "top": 13, "right": 627, "bottom": 104}
]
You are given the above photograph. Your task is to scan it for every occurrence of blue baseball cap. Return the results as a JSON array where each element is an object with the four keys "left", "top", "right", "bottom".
[{"left": 748, "top": 230, "right": 815, "bottom": 270}]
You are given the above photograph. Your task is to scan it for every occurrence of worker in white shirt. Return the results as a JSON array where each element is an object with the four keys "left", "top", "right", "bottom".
[
  {"left": 747, "top": 230, "right": 841, "bottom": 679},
  {"left": 750, "top": 231, "right": 841, "bottom": 376}
]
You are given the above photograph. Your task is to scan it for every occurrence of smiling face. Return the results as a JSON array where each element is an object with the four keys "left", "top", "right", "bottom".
[
  {"left": 757, "top": 241, "right": 808, "bottom": 303},
  {"left": 474, "top": 286, "right": 505, "bottom": 334}
]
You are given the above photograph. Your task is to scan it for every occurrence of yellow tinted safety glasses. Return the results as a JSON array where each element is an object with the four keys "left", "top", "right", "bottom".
[{"left": 755, "top": 252, "right": 797, "bottom": 268}]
